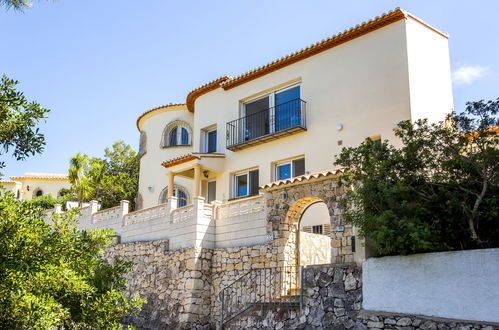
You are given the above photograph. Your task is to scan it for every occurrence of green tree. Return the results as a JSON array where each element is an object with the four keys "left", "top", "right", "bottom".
[
  {"left": 68, "top": 141, "right": 140, "bottom": 209},
  {"left": 68, "top": 153, "right": 91, "bottom": 207},
  {"left": 25, "top": 194, "right": 71, "bottom": 210},
  {"left": 0, "top": 193, "right": 143, "bottom": 328},
  {"left": 0, "top": 75, "right": 49, "bottom": 175},
  {"left": 335, "top": 99, "right": 498, "bottom": 256}
]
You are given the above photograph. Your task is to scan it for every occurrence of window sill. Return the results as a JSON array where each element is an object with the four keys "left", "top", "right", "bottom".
[
  {"left": 227, "top": 193, "right": 260, "bottom": 202},
  {"left": 161, "top": 144, "right": 192, "bottom": 149}
]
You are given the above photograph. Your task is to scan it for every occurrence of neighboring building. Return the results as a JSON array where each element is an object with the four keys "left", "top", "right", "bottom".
[
  {"left": 1, "top": 173, "right": 70, "bottom": 200},
  {"left": 75, "top": 8, "right": 453, "bottom": 265}
]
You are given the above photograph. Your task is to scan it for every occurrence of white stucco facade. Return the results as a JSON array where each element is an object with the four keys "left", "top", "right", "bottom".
[
  {"left": 136, "top": 10, "right": 453, "bottom": 210},
  {"left": 363, "top": 248, "right": 499, "bottom": 323}
]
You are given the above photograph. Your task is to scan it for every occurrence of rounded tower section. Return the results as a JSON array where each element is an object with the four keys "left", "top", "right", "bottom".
[{"left": 136, "top": 103, "right": 194, "bottom": 209}]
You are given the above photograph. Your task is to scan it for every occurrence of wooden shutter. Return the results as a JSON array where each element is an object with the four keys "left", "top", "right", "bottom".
[
  {"left": 302, "top": 226, "right": 312, "bottom": 233},
  {"left": 323, "top": 224, "right": 331, "bottom": 236}
]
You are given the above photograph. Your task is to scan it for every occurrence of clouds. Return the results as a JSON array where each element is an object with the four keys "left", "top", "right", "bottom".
[{"left": 452, "top": 65, "right": 489, "bottom": 85}]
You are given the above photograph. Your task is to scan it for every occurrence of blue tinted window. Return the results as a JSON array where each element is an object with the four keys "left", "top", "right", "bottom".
[
  {"left": 207, "top": 130, "right": 217, "bottom": 153},
  {"left": 277, "top": 163, "right": 291, "bottom": 180},
  {"left": 169, "top": 127, "right": 178, "bottom": 146},
  {"left": 181, "top": 127, "right": 189, "bottom": 145},
  {"left": 236, "top": 174, "right": 248, "bottom": 197}
]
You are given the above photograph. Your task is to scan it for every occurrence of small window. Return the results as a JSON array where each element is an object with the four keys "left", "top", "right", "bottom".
[
  {"left": 275, "top": 158, "right": 305, "bottom": 180},
  {"left": 35, "top": 189, "right": 43, "bottom": 197},
  {"left": 206, "top": 129, "right": 217, "bottom": 153},
  {"left": 233, "top": 169, "right": 259, "bottom": 198},
  {"left": 163, "top": 121, "right": 192, "bottom": 147},
  {"left": 312, "top": 225, "right": 323, "bottom": 235}
]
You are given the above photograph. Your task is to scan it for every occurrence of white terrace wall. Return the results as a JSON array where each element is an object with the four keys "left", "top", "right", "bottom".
[
  {"left": 363, "top": 248, "right": 499, "bottom": 323},
  {"left": 73, "top": 198, "right": 216, "bottom": 250},
  {"left": 70, "top": 195, "right": 269, "bottom": 250}
]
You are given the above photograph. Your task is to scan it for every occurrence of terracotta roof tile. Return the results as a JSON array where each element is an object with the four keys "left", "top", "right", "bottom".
[
  {"left": 161, "top": 154, "right": 200, "bottom": 168},
  {"left": 185, "top": 76, "right": 231, "bottom": 112},
  {"left": 260, "top": 167, "right": 347, "bottom": 190},
  {"left": 183, "top": 8, "right": 448, "bottom": 111},
  {"left": 136, "top": 103, "right": 187, "bottom": 131}
]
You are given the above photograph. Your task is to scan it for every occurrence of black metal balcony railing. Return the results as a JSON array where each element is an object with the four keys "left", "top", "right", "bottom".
[{"left": 226, "top": 98, "right": 307, "bottom": 151}]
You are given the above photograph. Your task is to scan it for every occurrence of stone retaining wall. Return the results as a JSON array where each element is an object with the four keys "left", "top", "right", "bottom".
[
  {"left": 356, "top": 311, "right": 499, "bottom": 330},
  {"left": 226, "top": 263, "right": 362, "bottom": 329},
  {"left": 105, "top": 241, "right": 212, "bottom": 329},
  {"left": 209, "top": 243, "right": 279, "bottom": 323}
]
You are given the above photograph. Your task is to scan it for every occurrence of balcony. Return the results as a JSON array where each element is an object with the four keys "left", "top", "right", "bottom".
[{"left": 226, "top": 98, "right": 307, "bottom": 151}]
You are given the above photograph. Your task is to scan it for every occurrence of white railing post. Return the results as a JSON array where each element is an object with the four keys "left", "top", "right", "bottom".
[
  {"left": 120, "top": 200, "right": 129, "bottom": 218},
  {"left": 193, "top": 197, "right": 205, "bottom": 217},
  {"left": 168, "top": 196, "right": 178, "bottom": 212},
  {"left": 89, "top": 200, "right": 99, "bottom": 221},
  {"left": 53, "top": 204, "right": 62, "bottom": 214},
  {"left": 211, "top": 200, "right": 222, "bottom": 220}
]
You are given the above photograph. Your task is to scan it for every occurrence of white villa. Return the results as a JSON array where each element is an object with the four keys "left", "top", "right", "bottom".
[
  {"left": 1, "top": 173, "right": 70, "bottom": 200},
  {"left": 69, "top": 8, "right": 453, "bottom": 266}
]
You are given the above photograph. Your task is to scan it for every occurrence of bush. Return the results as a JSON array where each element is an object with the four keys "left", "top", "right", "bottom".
[
  {"left": 335, "top": 99, "right": 498, "bottom": 256},
  {"left": 0, "top": 193, "right": 143, "bottom": 328}
]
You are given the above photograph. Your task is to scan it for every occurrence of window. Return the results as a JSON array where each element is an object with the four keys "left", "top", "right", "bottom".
[
  {"left": 205, "top": 129, "right": 217, "bottom": 153},
  {"left": 275, "top": 158, "right": 305, "bottom": 180},
  {"left": 312, "top": 225, "right": 323, "bottom": 235},
  {"left": 163, "top": 121, "right": 192, "bottom": 147},
  {"left": 34, "top": 189, "right": 43, "bottom": 197},
  {"left": 233, "top": 169, "right": 259, "bottom": 198},
  {"left": 243, "top": 85, "right": 302, "bottom": 140},
  {"left": 159, "top": 185, "right": 190, "bottom": 207}
]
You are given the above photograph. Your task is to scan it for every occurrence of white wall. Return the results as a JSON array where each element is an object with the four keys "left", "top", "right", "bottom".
[
  {"left": 405, "top": 18, "right": 454, "bottom": 123},
  {"left": 363, "top": 248, "right": 499, "bottom": 323},
  {"left": 300, "top": 231, "right": 331, "bottom": 266}
]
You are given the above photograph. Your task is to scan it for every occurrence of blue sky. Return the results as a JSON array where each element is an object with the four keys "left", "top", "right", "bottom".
[{"left": 1, "top": 0, "right": 498, "bottom": 178}]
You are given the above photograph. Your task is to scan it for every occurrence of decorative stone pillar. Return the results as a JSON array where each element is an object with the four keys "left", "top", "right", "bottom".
[
  {"left": 193, "top": 165, "right": 201, "bottom": 198},
  {"left": 120, "top": 200, "right": 129, "bottom": 217},
  {"left": 89, "top": 200, "right": 99, "bottom": 214},
  {"left": 53, "top": 203, "right": 62, "bottom": 214},
  {"left": 167, "top": 171, "right": 175, "bottom": 198},
  {"left": 168, "top": 196, "right": 178, "bottom": 212}
]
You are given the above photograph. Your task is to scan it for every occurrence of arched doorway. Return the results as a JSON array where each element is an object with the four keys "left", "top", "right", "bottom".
[{"left": 299, "top": 201, "right": 332, "bottom": 266}]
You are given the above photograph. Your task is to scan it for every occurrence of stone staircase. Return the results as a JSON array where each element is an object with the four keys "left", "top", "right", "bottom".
[{"left": 218, "top": 266, "right": 302, "bottom": 329}]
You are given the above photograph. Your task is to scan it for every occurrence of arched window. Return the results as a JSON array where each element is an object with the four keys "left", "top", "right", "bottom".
[
  {"left": 158, "top": 185, "right": 189, "bottom": 207},
  {"left": 163, "top": 121, "right": 192, "bottom": 147},
  {"left": 34, "top": 189, "right": 43, "bottom": 197}
]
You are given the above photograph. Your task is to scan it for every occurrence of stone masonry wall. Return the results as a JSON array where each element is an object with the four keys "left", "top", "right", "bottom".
[
  {"left": 225, "top": 263, "right": 499, "bottom": 330},
  {"left": 105, "top": 241, "right": 212, "bottom": 329},
  {"left": 209, "top": 242, "right": 279, "bottom": 324},
  {"left": 227, "top": 263, "right": 362, "bottom": 329}
]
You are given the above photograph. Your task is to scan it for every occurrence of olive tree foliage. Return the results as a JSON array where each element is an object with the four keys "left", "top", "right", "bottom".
[
  {"left": 335, "top": 99, "right": 498, "bottom": 256},
  {"left": 0, "top": 194, "right": 143, "bottom": 328},
  {"left": 0, "top": 75, "right": 49, "bottom": 175},
  {"left": 68, "top": 141, "right": 140, "bottom": 210}
]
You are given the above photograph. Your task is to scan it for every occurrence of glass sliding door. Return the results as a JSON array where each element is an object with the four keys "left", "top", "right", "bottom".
[
  {"left": 244, "top": 97, "right": 270, "bottom": 141},
  {"left": 275, "top": 86, "right": 300, "bottom": 132}
]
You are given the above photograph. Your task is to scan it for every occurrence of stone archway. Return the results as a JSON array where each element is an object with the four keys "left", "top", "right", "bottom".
[{"left": 263, "top": 174, "right": 355, "bottom": 268}]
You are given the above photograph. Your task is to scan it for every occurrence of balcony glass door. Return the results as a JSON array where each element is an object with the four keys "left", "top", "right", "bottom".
[
  {"left": 275, "top": 86, "right": 300, "bottom": 132},
  {"left": 244, "top": 97, "right": 269, "bottom": 141}
]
